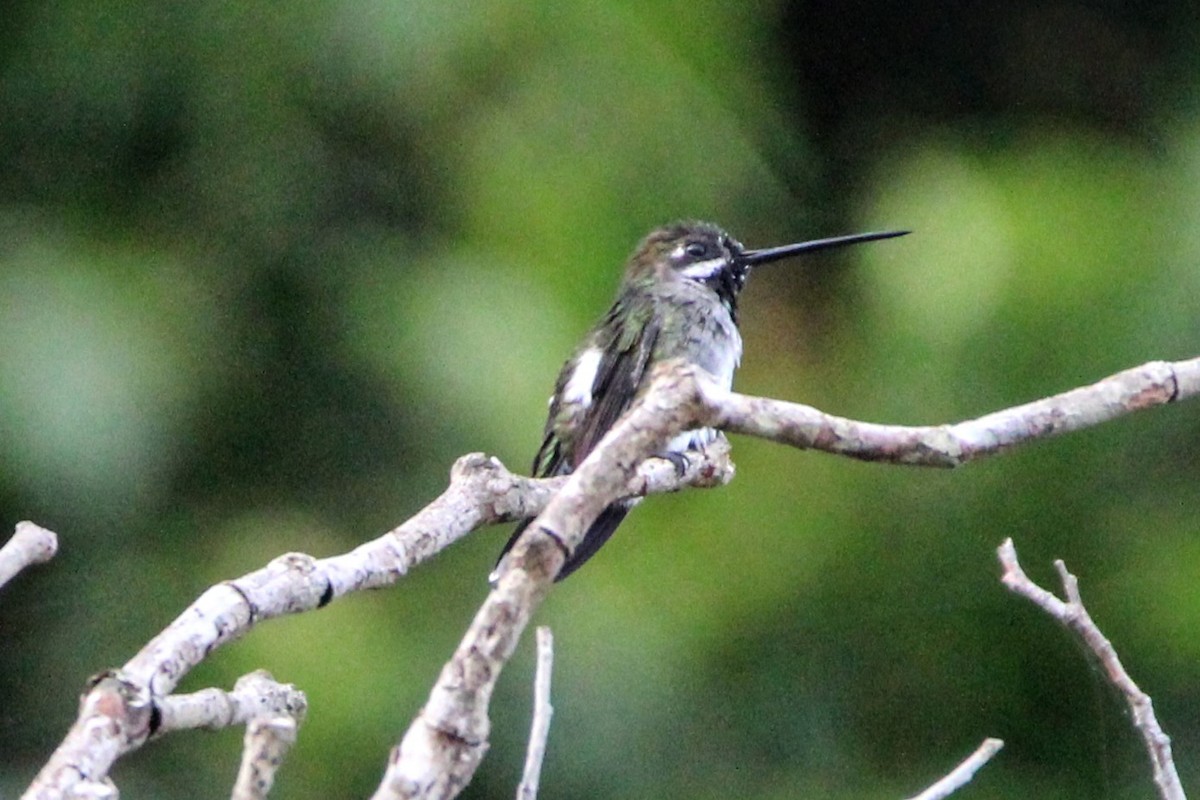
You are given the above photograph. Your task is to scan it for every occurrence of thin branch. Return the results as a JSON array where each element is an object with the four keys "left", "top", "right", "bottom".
[
  {"left": 161, "top": 671, "right": 306, "bottom": 799},
  {"left": 998, "top": 539, "right": 1186, "bottom": 800},
  {"left": 0, "top": 521, "right": 58, "bottom": 591},
  {"left": 905, "top": 738, "right": 1004, "bottom": 800},
  {"left": 517, "top": 627, "right": 554, "bottom": 800}
]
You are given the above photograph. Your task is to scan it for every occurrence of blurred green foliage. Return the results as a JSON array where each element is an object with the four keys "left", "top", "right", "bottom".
[{"left": 2, "top": 1, "right": 1200, "bottom": 798}]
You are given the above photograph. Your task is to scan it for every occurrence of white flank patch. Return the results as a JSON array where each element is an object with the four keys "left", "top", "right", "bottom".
[
  {"left": 679, "top": 257, "right": 726, "bottom": 280},
  {"left": 562, "top": 347, "right": 602, "bottom": 406}
]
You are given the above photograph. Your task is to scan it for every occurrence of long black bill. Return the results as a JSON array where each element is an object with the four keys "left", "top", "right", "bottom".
[{"left": 741, "top": 229, "right": 909, "bottom": 267}]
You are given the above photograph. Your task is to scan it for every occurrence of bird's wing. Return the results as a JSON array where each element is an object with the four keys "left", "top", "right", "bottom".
[
  {"left": 571, "top": 301, "right": 661, "bottom": 467},
  {"left": 533, "top": 296, "right": 660, "bottom": 477},
  {"left": 492, "top": 297, "right": 659, "bottom": 583}
]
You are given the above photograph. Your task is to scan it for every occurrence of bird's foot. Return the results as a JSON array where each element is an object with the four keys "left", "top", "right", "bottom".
[{"left": 662, "top": 451, "right": 690, "bottom": 477}]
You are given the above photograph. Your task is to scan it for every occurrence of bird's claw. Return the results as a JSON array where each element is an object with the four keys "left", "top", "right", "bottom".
[{"left": 662, "top": 451, "right": 690, "bottom": 477}]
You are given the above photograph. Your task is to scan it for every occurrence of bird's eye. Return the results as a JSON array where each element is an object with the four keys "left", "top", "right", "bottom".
[{"left": 684, "top": 242, "right": 708, "bottom": 258}]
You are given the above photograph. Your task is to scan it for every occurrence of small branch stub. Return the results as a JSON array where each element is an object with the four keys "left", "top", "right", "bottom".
[
  {"left": 0, "top": 521, "right": 59, "bottom": 591},
  {"left": 232, "top": 716, "right": 300, "bottom": 800}
]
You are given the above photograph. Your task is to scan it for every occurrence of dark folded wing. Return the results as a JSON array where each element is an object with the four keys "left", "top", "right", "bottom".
[
  {"left": 495, "top": 296, "right": 660, "bottom": 581},
  {"left": 568, "top": 300, "right": 660, "bottom": 470}
]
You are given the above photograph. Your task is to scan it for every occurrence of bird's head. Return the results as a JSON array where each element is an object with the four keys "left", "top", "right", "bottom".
[{"left": 623, "top": 220, "right": 908, "bottom": 320}]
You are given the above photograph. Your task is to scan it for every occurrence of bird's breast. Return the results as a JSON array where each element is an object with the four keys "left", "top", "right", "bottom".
[
  {"left": 659, "top": 298, "right": 741, "bottom": 389},
  {"left": 656, "top": 294, "right": 740, "bottom": 456}
]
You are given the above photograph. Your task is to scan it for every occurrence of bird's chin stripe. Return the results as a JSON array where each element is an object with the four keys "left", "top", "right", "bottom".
[{"left": 680, "top": 257, "right": 726, "bottom": 280}]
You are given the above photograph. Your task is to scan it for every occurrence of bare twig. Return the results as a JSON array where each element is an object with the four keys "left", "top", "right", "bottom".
[
  {"left": 517, "top": 627, "right": 555, "bottom": 800},
  {"left": 0, "top": 521, "right": 58, "bottom": 591},
  {"left": 998, "top": 539, "right": 1186, "bottom": 800},
  {"left": 22, "top": 671, "right": 305, "bottom": 800},
  {"left": 905, "top": 738, "right": 1004, "bottom": 800}
]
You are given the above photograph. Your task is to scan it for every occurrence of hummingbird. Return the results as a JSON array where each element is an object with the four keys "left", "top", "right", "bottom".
[{"left": 492, "top": 221, "right": 907, "bottom": 583}]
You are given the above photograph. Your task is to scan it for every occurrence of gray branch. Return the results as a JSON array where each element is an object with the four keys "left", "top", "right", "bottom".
[
  {"left": 157, "top": 670, "right": 306, "bottom": 737},
  {"left": 157, "top": 671, "right": 306, "bottom": 800}
]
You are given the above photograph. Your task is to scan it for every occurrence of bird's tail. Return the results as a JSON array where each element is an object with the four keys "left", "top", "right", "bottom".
[{"left": 490, "top": 502, "right": 632, "bottom": 585}]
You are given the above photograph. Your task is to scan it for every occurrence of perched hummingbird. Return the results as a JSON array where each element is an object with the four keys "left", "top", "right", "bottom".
[{"left": 493, "top": 221, "right": 907, "bottom": 583}]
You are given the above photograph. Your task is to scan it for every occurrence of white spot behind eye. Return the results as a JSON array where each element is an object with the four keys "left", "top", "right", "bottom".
[{"left": 680, "top": 257, "right": 726, "bottom": 280}]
